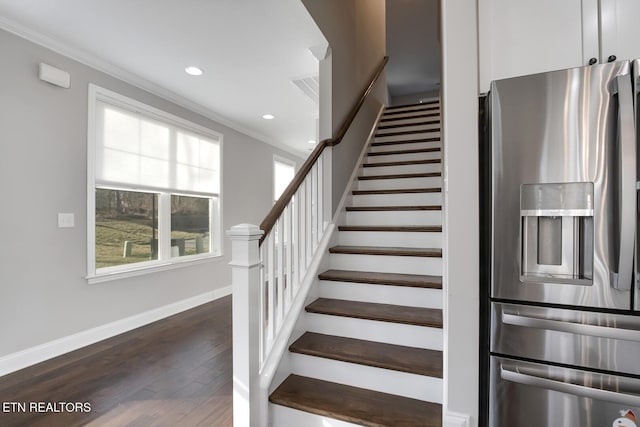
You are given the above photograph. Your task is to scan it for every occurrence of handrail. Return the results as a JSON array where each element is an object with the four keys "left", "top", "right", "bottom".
[{"left": 259, "top": 56, "right": 389, "bottom": 243}]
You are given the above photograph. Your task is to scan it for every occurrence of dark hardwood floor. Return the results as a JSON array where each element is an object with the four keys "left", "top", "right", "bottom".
[{"left": 0, "top": 296, "right": 233, "bottom": 427}]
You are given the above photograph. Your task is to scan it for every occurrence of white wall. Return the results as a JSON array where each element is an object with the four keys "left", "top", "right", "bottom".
[
  {"left": 301, "top": 0, "right": 387, "bottom": 212},
  {"left": 477, "top": 0, "right": 591, "bottom": 93},
  {"left": 391, "top": 90, "right": 441, "bottom": 106},
  {"left": 441, "top": 1, "right": 479, "bottom": 426},
  {"left": 0, "top": 29, "right": 303, "bottom": 365}
]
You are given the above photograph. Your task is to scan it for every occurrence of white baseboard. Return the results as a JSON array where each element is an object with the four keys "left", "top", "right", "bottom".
[
  {"left": 444, "top": 411, "right": 471, "bottom": 427},
  {"left": 0, "top": 286, "right": 231, "bottom": 377}
]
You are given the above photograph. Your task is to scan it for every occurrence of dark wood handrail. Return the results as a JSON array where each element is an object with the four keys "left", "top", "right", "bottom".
[{"left": 259, "top": 56, "right": 389, "bottom": 244}]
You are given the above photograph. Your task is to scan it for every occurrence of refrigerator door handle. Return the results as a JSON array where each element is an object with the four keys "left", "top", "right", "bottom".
[
  {"left": 500, "top": 366, "right": 640, "bottom": 406},
  {"left": 611, "top": 73, "right": 636, "bottom": 291},
  {"left": 502, "top": 312, "right": 640, "bottom": 342}
]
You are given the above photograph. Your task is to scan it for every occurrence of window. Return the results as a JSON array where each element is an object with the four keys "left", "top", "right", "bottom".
[
  {"left": 88, "top": 85, "right": 222, "bottom": 282},
  {"left": 273, "top": 157, "right": 295, "bottom": 202}
]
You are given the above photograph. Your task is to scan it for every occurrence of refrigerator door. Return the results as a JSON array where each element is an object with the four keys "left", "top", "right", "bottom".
[
  {"left": 490, "top": 61, "right": 636, "bottom": 309},
  {"left": 490, "top": 356, "right": 640, "bottom": 427},
  {"left": 491, "top": 302, "right": 640, "bottom": 374}
]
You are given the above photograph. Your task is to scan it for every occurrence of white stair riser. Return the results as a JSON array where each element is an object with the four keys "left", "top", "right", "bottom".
[
  {"left": 366, "top": 151, "right": 441, "bottom": 163},
  {"left": 270, "top": 404, "right": 362, "bottom": 427},
  {"left": 329, "top": 253, "right": 442, "bottom": 276},
  {"left": 382, "top": 111, "right": 440, "bottom": 121},
  {"left": 318, "top": 280, "right": 443, "bottom": 309},
  {"left": 385, "top": 105, "right": 440, "bottom": 114},
  {"left": 374, "top": 132, "right": 441, "bottom": 144},
  {"left": 382, "top": 105, "right": 442, "bottom": 117},
  {"left": 356, "top": 176, "right": 442, "bottom": 191},
  {"left": 361, "top": 162, "right": 441, "bottom": 176},
  {"left": 304, "top": 313, "right": 444, "bottom": 350},
  {"left": 380, "top": 116, "right": 440, "bottom": 127},
  {"left": 376, "top": 123, "right": 440, "bottom": 135},
  {"left": 370, "top": 141, "right": 440, "bottom": 153},
  {"left": 351, "top": 192, "right": 442, "bottom": 206},
  {"left": 345, "top": 210, "right": 442, "bottom": 226},
  {"left": 290, "top": 354, "right": 443, "bottom": 403},
  {"left": 338, "top": 230, "right": 443, "bottom": 248}
]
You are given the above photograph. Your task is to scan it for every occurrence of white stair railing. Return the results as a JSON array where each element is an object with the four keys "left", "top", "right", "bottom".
[
  {"left": 259, "top": 155, "right": 328, "bottom": 364},
  {"left": 227, "top": 153, "right": 330, "bottom": 427},
  {"left": 228, "top": 57, "right": 388, "bottom": 427}
]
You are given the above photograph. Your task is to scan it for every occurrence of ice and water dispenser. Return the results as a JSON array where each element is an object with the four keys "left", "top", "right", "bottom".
[{"left": 520, "top": 183, "right": 594, "bottom": 285}]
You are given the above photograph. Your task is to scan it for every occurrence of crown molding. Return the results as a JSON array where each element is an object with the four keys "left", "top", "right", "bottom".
[{"left": 0, "top": 15, "right": 304, "bottom": 157}]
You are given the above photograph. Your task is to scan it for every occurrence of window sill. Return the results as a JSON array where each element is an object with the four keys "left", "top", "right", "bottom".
[{"left": 86, "top": 253, "right": 224, "bottom": 284}]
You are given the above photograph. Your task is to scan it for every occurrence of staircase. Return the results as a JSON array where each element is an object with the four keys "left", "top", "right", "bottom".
[{"left": 270, "top": 100, "right": 444, "bottom": 427}]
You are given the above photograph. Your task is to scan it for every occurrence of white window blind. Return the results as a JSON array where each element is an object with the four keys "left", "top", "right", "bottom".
[{"left": 95, "top": 101, "right": 220, "bottom": 195}]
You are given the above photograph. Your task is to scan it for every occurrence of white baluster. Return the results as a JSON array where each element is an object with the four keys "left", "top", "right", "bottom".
[
  {"left": 266, "top": 231, "right": 275, "bottom": 353},
  {"left": 293, "top": 193, "right": 300, "bottom": 291},
  {"left": 285, "top": 203, "right": 293, "bottom": 307},
  {"left": 276, "top": 217, "right": 284, "bottom": 329},
  {"left": 299, "top": 184, "right": 307, "bottom": 277},
  {"left": 317, "top": 154, "right": 324, "bottom": 237},
  {"left": 259, "top": 243, "right": 266, "bottom": 365},
  {"left": 305, "top": 176, "right": 313, "bottom": 267},
  {"left": 322, "top": 148, "right": 333, "bottom": 232},
  {"left": 310, "top": 162, "right": 317, "bottom": 250}
]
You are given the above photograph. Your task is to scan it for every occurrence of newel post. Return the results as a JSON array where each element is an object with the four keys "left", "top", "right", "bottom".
[{"left": 227, "top": 224, "right": 264, "bottom": 427}]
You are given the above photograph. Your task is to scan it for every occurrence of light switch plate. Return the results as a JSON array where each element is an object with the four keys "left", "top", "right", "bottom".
[{"left": 58, "top": 213, "right": 75, "bottom": 228}]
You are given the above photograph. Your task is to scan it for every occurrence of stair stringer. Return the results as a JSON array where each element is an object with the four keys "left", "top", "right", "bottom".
[{"left": 265, "top": 106, "right": 385, "bottom": 400}]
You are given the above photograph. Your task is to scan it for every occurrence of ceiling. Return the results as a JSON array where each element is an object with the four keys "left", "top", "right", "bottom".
[
  {"left": 0, "top": 0, "right": 326, "bottom": 157},
  {"left": 386, "top": 0, "right": 441, "bottom": 97}
]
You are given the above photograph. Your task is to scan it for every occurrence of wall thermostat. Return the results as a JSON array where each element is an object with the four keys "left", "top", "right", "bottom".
[{"left": 39, "top": 63, "right": 70, "bottom": 89}]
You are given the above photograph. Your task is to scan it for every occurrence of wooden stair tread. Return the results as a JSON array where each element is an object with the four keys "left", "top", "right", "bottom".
[
  {"left": 380, "top": 112, "right": 440, "bottom": 122},
  {"left": 306, "top": 298, "right": 443, "bottom": 328},
  {"left": 338, "top": 225, "right": 442, "bottom": 232},
  {"left": 290, "top": 332, "right": 443, "bottom": 377},
  {"left": 353, "top": 188, "right": 441, "bottom": 195},
  {"left": 329, "top": 245, "right": 442, "bottom": 257},
  {"left": 319, "top": 269, "right": 442, "bottom": 289},
  {"left": 358, "top": 172, "right": 441, "bottom": 180},
  {"left": 383, "top": 106, "right": 439, "bottom": 116},
  {"left": 270, "top": 375, "right": 442, "bottom": 427},
  {"left": 363, "top": 159, "right": 441, "bottom": 167},
  {"left": 377, "top": 120, "right": 440, "bottom": 129},
  {"left": 366, "top": 147, "right": 440, "bottom": 156},
  {"left": 371, "top": 138, "right": 440, "bottom": 147},
  {"left": 346, "top": 205, "right": 441, "bottom": 211},
  {"left": 375, "top": 130, "right": 440, "bottom": 138}
]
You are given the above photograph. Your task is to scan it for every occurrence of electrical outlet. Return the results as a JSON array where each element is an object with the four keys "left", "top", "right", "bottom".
[{"left": 58, "top": 213, "right": 75, "bottom": 228}]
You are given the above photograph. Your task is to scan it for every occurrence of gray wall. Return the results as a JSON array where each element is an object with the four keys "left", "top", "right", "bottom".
[
  {"left": 385, "top": 0, "right": 441, "bottom": 99},
  {"left": 301, "top": 0, "right": 387, "bottom": 212},
  {"left": 391, "top": 90, "right": 440, "bottom": 106},
  {"left": 0, "top": 29, "right": 302, "bottom": 359}
]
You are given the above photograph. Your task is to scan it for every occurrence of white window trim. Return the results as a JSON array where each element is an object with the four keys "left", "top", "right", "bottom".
[{"left": 87, "top": 84, "right": 224, "bottom": 284}]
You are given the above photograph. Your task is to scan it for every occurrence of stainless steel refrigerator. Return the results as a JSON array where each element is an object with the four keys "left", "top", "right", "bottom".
[{"left": 487, "top": 59, "right": 640, "bottom": 426}]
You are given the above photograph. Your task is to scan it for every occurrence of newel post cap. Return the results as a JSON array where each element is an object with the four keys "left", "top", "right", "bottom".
[{"left": 226, "top": 223, "right": 264, "bottom": 240}]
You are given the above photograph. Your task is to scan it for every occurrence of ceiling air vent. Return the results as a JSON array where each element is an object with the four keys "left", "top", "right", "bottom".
[{"left": 292, "top": 75, "right": 319, "bottom": 105}]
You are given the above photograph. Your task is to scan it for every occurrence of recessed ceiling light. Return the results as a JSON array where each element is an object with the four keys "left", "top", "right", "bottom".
[
  {"left": 262, "top": 114, "right": 275, "bottom": 120},
  {"left": 185, "top": 66, "right": 203, "bottom": 76},
  {"left": 307, "top": 140, "right": 316, "bottom": 144}
]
